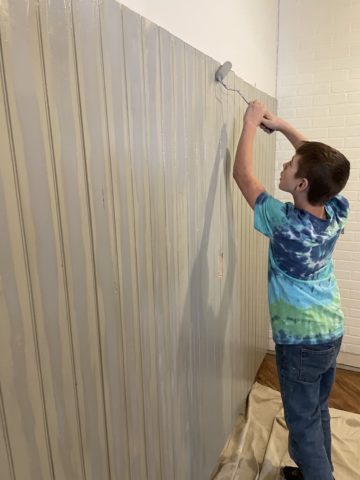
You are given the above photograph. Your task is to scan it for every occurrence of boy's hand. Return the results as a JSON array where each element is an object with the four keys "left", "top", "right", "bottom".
[
  {"left": 261, "top": 110, "right": 283, "bottom": 132},
  {"left": 261, "top": 110, "right": 307, "bottom": 148},
  {"left": 244, "top": 100, "right": 267, "bottom": 127}
]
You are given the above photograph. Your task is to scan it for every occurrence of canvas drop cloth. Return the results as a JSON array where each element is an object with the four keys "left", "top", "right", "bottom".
[{"left": 212, "top": 382, "right": 360, "bottom": 480}]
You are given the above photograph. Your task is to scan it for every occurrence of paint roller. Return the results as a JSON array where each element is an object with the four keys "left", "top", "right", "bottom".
[{"left": 215, "top": 61, "right": 274, "bottom": 134}]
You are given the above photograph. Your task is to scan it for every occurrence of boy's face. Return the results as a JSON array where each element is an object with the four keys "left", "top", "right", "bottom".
[{"left": 279, "top": 154, "right": 303, "bottom": 194}]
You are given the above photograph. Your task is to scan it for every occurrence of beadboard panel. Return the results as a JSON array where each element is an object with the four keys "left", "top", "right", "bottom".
[{"left": 0, "top": 1, "right": 276, "bottom": 479}]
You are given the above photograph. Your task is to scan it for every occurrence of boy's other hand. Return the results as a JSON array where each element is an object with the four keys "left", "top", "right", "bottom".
[
  {"left": 261, "top": 110, "right": 283, "bottom": 131},
  {"left": 244, "top": 100, "right": 267, "bottom": 128}
]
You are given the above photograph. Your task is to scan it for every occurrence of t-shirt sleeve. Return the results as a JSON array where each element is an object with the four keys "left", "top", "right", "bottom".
[
  {"left": 254, "top": 191, "right": 287, "bottom": 238},
  {"left": 327, "top": 195, "right": 350, "bottom": 230}
]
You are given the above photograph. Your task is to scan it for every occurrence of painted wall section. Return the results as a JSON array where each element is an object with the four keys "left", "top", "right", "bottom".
[
  {"left": 0, "top": 0, "right": 276, "bottom": 479},
  {"left": 274, "top": 0, "right": 360, "bottom": 368},
  {"left": 119, "top": 0, "right": 279, "bottom": 97}
]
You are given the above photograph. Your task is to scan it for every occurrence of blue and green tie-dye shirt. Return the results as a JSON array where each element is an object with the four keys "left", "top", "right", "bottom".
[{"left": 254, "top": 191, "right": 349, "bottom": 345}]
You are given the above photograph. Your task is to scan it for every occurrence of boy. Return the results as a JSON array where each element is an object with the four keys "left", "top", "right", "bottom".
[{"left": 233, "top": 101, "right": 350, "bottom": 480}]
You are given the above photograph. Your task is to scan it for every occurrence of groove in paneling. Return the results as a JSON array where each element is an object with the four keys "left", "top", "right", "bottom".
[
  {"left": 231, "top": 70, "right": 241, "bottom": 419},
  {"left": 121, "top": 6, "right": 156, "bottom": 480},
  {"left": 172, "top": 33, "right": 191, "bottom": 480},
  {"left": 221, "top": 67, "right": 234, "bottom": 440},
  {"left": 0, "top": 383, "right": 15, "bottom": 480},
  {"left": 157, "top": 26, "right": 177, "bottom": 480},
  {"left": 141, "top": 16, "right": 174, "bottom": 480},
  {"left": 35, "top": 3, "right": 87, "bottom": 478},
  {"left": 101, "top": 3, "right": 151, "bottom": 479},
  {"left": 130, "top": 11, "right": 162, "bottom": 480}
]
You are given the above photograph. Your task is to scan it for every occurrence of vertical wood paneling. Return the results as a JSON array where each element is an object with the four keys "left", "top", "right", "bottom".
[
  {"left": 0, "top": 1, "right": 84, "bottom": 478},
  {"left": 121, "top": 6, "right": 156, "bottom": 480},
  {"left": 100, "top": 2, "right": 148, "bottom": 479},
  {"left": 197, "top": 51, "right": 210, "bottom": 475},
  {"left": 70, "top": 1, "right": 135, "bottom": 478},
  {"left": 240, "top": 79, "right": 252, "bottom": 409},
  {"left": 0, "top": 80, "right": 53, "bottom": 480},
  {"left": 191, "top": 48, "right": 211, "bottom": 478},
  {"left": 236, "top": 77, "right": 247, "bottom": 413},
  {"left": 0, "top": 44, "right": 53, "bottom": 480},
  {"left": 0, "top": 386, "right": 13, "bottom": 480},
  {"left": 230, "top": 70, "right": 242, "bottom": 418},
  {"left": 172, "top": 33, "right": 190, "bottom": 480},
  {"left": 37, "top": 1, "right": 118, "bottom": 479},
  {"left": 139, "top": 16, "right": 164, "bottom": 480},
  {"left": 0, "top": 427, "right": 11, "bottom": 480},
  {"left": 204, "top": 55, "right": 229, "bottom": 468},
  {"left": 121, "top": 7, "right": 161, "bottom": 479},
  {"left": 220, "top": 68, "right": 234, "bottom": 438},
  {"left": 185, "top": 44, "right": 200, "bottom": 479},
  {"left": 141, "top": 17, "right": 173, "bottom": 480},
  {"left": 0, "top": 1, "right": 276, "bottom": 479},
  {"left": 158, "top": 25, "right": 178, "bottom": 480}
]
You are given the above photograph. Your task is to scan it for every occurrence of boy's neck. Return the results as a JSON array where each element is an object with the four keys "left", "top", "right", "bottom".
[{"left": 293, "top": 197, "right": 327, "bottom": 219}]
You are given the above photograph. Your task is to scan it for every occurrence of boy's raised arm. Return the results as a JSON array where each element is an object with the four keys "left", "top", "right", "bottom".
[
  {"left": 233, "top": 102, "right": 308, "bottom": 210},
  {"left": 233, "top": 101, "right": 266, "bottom": 209}
]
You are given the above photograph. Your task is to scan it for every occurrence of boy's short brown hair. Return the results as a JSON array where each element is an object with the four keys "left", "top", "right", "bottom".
[{"left": 295, "top": 141, "right": 350, "bottom": 205}]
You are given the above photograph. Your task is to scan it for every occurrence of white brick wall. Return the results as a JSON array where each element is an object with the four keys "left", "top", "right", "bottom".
[{"left": 270, "top": 0, "right": 360, "bottom": 367}]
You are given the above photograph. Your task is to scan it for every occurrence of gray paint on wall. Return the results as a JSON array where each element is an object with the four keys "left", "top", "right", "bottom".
[{"left": 0, "top": 1, "right": 276, "bottom": 479}]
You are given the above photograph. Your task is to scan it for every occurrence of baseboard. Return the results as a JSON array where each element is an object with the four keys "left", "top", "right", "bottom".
[{"left": 337, "top": 352, "right": 360, "bottom": 371}]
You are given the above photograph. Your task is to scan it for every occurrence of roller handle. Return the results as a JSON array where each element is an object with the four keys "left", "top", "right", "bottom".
[
  {"left": 260, "top": 123, "right": 274, "bottom": 134},
  {"left": 215, "top": 61, "right": 274, "bottom": 134}
]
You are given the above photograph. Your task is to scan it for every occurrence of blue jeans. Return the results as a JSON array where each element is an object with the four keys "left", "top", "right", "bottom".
[{"left": 275, "top": 337, "right": 342, "bottom": 480}]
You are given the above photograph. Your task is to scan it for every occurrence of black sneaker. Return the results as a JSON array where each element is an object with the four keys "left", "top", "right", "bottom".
[
  {"left": 280, "top": 466, "right": 335, "bottom": 479},
  {"left": 280, "top": 467, "right": 304, "bottom": 479}
]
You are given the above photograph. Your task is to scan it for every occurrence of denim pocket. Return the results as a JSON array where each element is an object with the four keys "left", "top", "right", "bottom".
[{"left": 299, "top": 346, "right": 335, "bottom": 382}]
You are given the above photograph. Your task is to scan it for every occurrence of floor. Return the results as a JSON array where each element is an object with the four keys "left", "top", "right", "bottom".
[
  {"left": 212, "top": 381, "right": 360, "bottom": 480},
  {"left": 255, "top": 352, "right": 360, "bottom": 414},
  {"left": 212, "top": 352, "right": 360, "bottom": 479}
]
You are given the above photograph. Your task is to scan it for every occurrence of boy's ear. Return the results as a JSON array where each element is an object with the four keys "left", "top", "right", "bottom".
[{"left": 296, "top": 177, "right": 309, "bottom": 192}]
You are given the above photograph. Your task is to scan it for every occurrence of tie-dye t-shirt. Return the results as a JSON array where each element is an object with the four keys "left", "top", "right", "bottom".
[{"left": 254, "top": 191, "right": 349, "bottom": 345}]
